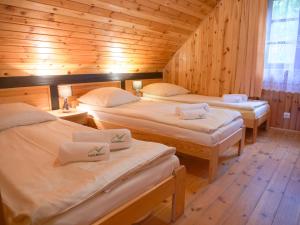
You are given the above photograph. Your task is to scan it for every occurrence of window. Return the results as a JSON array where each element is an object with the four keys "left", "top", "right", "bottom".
[{"left": 264, "top": 0, "right": 300, "bottom": 92}]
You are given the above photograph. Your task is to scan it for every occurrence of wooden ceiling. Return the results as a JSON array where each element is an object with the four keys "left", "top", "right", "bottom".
[{"left": 0, "top": 0, "right": 218, "bottom": 76}]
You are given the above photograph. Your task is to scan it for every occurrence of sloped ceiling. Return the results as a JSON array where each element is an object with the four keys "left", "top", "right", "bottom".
[{"left": 0, "top": 0, "right": 218, "bottom": 76}]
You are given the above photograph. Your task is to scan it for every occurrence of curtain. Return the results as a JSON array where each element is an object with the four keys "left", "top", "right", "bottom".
[{"left": 264, "top": 0, "right": 300, "bottom": 92}]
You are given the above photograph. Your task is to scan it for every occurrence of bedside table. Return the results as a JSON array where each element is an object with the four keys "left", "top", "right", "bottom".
[{"left": 48, "top": 109, "right": 88, "bottom": 125}]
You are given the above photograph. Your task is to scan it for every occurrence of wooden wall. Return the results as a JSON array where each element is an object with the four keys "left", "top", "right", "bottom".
[
  {"left": 0, "top": 0, "right": 218, "bottom": 76},
  {"left": 164, "top": 0, "right": 268, "bottom": 98},
  {"left": 261, "top": 90, "right": 300, "bottom": 131}
]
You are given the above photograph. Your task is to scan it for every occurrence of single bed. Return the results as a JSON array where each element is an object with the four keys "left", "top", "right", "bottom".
[
  {"left": 142, "top": 93, "right": 270, "bottom": 143},
  {"left": 0, "top": 86, "right": 185, "bottom": 225},
  {"left": 75, "top": 84, "right": 245, "bottom": 182}
]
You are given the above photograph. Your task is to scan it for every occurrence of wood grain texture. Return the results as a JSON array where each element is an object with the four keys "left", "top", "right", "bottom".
[
  {"left": 0, "top": 85, "right": 51, "bottom": 110},
  {"left": 261, "top": 90, "right": 300, "bottom": 131},
  {"left": 164, "top": 0, "right": 268, "bottom": 98},
  {"left": 137, "top": 128, "right": 300, "bottom": 225},
  {"left": 0, "top": 0, "right": 219, "bottom": 76}
]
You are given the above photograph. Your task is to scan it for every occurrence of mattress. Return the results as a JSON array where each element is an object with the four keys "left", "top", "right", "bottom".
[
  {"left": 142, "top": 94, "right": 270, "bottom": 120},
  {"left": 0, "top": 119, "right": 178, "bottom": 225},
  {"left": 78, "top": 103, "right": 244, "bottom": 147},
  {"left": 45, "top": 156, "right": 179, "bottom": 225},
  {"left": 79, "top": 100, "right": 241, "bottom": 134}
]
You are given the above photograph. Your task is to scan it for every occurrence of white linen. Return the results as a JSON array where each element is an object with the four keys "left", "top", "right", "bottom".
[
  {"left": 141, "top": 83, "right": 190, "bottom": 97},
  {"left": 222, "top": 94, "right": 248, "bottom": 103},
  {"left": 78, "top": 87, "right": 139, "bottom": 107},
  {"left": 238, "top": 104, "right": 270, "bottom": 120},
  {"left": 175, "top": 103, "right": 210, "bottom": 115},
  {"left": 78, "top": 104, "right": 244, "bottom": 147},
  {"left": 58, "top": 142, "right": 110, "bottom": 165},
  {"left": 178, "top": 109, "right": 208, "bottom": 120},
  {"left": 0, "top": 102, "right": 56, "bottom": 132},
  {"left": 44, "top": 156, "right": 179, "bottom": 225},
  {"left": 142, "top": 94, "right": 268, "bottom": 111},
  {"left": 0, "top": 119, "right": 175, "bottom": 225},
  {"left": 80, "top": 100, "right": 241, "bottom": 134},
  {"left": 73, "top": 129, "right": 132, "bottom": 151}
]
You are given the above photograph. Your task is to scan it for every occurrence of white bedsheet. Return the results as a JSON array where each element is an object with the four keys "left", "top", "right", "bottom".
[
  {"left": 142, "top": 94, "right": 268, "bottom": 111},
  {"left": 0, "top": 119, "right": 176, "bottom": 225},
  {"left": 79, "top": 100, "right": 241, "bottom": 134},
  {"left": 237, "top": 104, "right": 270, "bottom": 120},
  {"left": 45, "top": 156, "right": 179, "bottom": 225},
  {"left": 78, "top": 104, "right": 244, "bottom": 147}
]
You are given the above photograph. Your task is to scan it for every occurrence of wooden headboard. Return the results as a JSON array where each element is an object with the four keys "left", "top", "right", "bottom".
[
  {"left": 59, "top": 81, "right": 121, "bottom": 107},
  {"left": 0, "top": 86, "right": 52, "bottom": 110}
]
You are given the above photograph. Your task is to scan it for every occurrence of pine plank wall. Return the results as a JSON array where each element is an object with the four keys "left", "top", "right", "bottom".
[
  {"left": 163, "top": 0, "right": 300, "bottom": 131},
  {"left": 0, "top": 0, "right": 299, "bottom": 131},
  {"left": 0, "top": 0, "right": 217, "bottom": 76}
]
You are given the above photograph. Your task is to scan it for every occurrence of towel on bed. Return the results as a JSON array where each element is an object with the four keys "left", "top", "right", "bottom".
[
  {"left": 222, "top": 94, "right": 248, "bottom": 103},
  {"left": 178, "top": 109, "right": 208, "bottom": 120},
  {"left": 175, "top": 103, "right": 210, "bottom": 115},
  {"left": 58, "top": 142, "right": 110, "bottom": 165},
  {"left": 73, "top": 129, "right": 132, "bottom": 150}
]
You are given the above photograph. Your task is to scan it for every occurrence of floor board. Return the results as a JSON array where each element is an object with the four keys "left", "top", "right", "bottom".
[{"left": 138, "top": 128, "right": 300, "bottom": 225}]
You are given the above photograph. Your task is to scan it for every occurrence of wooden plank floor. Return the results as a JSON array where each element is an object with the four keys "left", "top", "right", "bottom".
[{"left": 138, "top": 128, "right": 300, "bottom": 225}]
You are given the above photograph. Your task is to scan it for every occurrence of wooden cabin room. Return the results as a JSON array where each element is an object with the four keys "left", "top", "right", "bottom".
[{"left": 0, "top": 0, "right": 300, "bottom": 224}]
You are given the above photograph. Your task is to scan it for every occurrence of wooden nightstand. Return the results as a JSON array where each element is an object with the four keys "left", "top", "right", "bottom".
[{"left": 48, "top": 109, "right": 88, "bottom": 125}]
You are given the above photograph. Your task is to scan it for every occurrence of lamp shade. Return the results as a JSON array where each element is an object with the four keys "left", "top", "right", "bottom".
[
  {"left": 132, "top": 80, "right": 142, "bottom": 90},
  {"left": 58, "top": 85, "right": 72, "bottom": 98}
]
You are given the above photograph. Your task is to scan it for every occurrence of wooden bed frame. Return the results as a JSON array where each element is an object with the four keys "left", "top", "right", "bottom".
[
  {"left": 91, "top": 119, "right": 245, "bottom": 183},
  {"left": 244, "top": 110, "right": 271, "bottom": 143},
  {"left": 0, "top": 84, "right": 186, "bottom": 225},
  {"left": 124, "top": 79, "right": 270, "bottom": 144},
  {"left": 67, "top": 81, "right": 246, "bottom": 182},
  {"left": 0, "top": 166, "right": 185, "bottom": 225}
]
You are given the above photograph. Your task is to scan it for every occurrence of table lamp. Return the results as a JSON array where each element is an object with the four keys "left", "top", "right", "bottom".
[
  {"left": 58, "top": 85, "right": 72, "bottom": 112},
  {"left": 132, "top": 80, "right": 142, "bottom": 97}
]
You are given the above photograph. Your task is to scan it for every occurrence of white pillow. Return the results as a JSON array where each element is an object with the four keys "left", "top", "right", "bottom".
[
  {"left": 141, "top": 83, "right": 190, "bottom": 97},
  {"left": 0, "top": 103, "right": 57, "bottom": 132},
  {"left": 78, "top": 87, "right": 139, "bottom": 107}
]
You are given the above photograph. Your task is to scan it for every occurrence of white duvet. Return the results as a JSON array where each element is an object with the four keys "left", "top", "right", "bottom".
[
  {"left": 0, "top": 119, "right": 175, "bottom": 225},
  {"left": 143, "top": 94, "right": 268, "bottom": 111},
  {"left": 81, "top": 100, "right": 242, "bottom": 134}
]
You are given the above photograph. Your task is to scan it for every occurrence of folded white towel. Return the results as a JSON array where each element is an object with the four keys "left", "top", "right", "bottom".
[
  {"left": 222, "top": 94, "right": 248, "bottom": 103},
  {"left": 178, "top": 109, "right": 208, "bottom": 120},
  {"left": 58, "top": 142, "right": 110, "bottom": 165},
  {"left": 73, "top": 129, "right": 132, "bottom": 150},
  {"left": 175, "top": 103, "right": 210, "bottom": 115}
]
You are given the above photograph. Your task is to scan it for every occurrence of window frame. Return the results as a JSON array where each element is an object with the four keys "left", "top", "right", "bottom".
[{"left": 264, "top": 0, "right": 300, "bottom": 70}]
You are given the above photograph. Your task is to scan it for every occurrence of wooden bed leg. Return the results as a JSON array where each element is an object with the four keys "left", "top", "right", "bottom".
[
  {"left": 238, "top": 127, "right": 246, "bottom": 156},
  {"left": 0, "top": 193, "right": 6, "bottom": 225},
  {"left": 266, "top": 112, "right": 271, "bottom": 131},
  {"left": 252, "top": 120, "right": 258, "bottom": 143},
  {"left": 171, "top": 166, "right": 186, "bottom": 222},
  {"left": 208, "top": 150, "right": 219, "bottom": 183}
]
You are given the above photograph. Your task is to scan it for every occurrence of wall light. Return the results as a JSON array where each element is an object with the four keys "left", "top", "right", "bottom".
[{"left": 132, "top": 80, "right": 142, "bottom": 96}]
